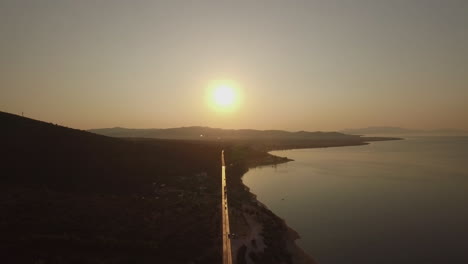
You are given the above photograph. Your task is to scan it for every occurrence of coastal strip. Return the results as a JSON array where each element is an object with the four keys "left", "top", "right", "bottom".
[{"left": 223, "top": 137, "right": 399, "bottom": 263}]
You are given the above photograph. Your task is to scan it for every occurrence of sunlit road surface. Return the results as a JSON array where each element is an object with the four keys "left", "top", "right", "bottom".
[{"left": 221, "top": 150, "right": 233, "bottom": 264}]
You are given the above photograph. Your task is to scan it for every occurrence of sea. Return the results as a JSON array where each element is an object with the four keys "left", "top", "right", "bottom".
[{"left": 243, "top": 136, "right": 468, "bottom": 264}]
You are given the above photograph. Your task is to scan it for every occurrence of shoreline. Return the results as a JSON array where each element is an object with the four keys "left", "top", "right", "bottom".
[
  {"left": 235, "top": 165, "right": 317, "bottom": 264},
  {"left": 227, "top": 138, "right": 401, "bottom": 263}
]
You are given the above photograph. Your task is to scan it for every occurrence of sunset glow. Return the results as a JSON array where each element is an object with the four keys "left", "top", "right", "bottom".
[
  {"left": 214, "top": 85, "right": 235, "bottom": 107},
  {"left": 2, "top": 1, "right": 468, "bottom": 263},
  {"left": 207, "top": 81, "right": 240, "bottom": 112}
]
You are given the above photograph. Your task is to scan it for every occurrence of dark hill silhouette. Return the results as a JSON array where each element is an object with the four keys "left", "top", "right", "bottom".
[
  {"left": 89, "top": 126, "right": 360, "bottom": 141},
  {"left": 0, "top": 111, "right": 223, "bottom": 263},
  {"left": 1, "top": 111, "right": 221, "bottom": 194},
  {"left": 88, "top": 126, "right": 400, "bottom": 153}
]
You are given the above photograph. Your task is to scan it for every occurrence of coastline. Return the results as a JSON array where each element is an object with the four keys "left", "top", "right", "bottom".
[
  {"left": 233, "top": 164, "right": 317, "bottom": 264},
  {"left": 225, "top": 137, "right": 400, "bottom": 263}
]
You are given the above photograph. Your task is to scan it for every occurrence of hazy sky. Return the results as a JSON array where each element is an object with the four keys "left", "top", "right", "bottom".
[{"left": 1, "top": 0, "right": 467, "bottom": 131}]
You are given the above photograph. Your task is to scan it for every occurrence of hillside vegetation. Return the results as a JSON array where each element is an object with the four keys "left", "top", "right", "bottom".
[{"left": 1, "top": 111, "right": 223, "bottom": 263}]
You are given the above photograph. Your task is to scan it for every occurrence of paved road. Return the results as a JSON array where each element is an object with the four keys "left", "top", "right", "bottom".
[{"left": 221, "top": 150, "right": 233, "bottom": 264}]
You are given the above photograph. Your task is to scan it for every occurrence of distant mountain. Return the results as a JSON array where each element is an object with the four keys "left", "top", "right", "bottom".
[
  {"left": 88, "top": 126, "right": 360, "bottom": 141},
  {"left": 340, "top": 126, "right": 468, "bottom": 136}
]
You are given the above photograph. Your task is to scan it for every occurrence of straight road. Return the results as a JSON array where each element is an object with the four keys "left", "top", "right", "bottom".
[{"left": 221, "top": 150, "right": 233, "bottom": 264}]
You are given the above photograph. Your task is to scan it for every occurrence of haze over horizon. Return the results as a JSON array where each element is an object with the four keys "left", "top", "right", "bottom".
[{"left": 1, "top": 0, "right": 467, "bottom": 131}]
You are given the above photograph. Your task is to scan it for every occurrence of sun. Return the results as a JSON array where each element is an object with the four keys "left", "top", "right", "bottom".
[
  {"left": 213, "top": 85, "right": 235, "bottom": 107},
  {"left": 207, "top": 80, "right": 241, "bottom": 112}
]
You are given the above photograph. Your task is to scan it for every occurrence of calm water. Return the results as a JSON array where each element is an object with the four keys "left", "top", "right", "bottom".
[{"left": 244, "top": 137, "right": 468, "bottom": 264}]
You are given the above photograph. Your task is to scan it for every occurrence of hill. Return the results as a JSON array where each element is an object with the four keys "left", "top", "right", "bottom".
[
  {"left": 89, "top": 126, "right": 361, "bottom": 141},
  {"left": 89, "top": 126, "right": 400, "bottom": 153},
  {"left": 0, "top": 111, "right": 223, "bottom": 263}
]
